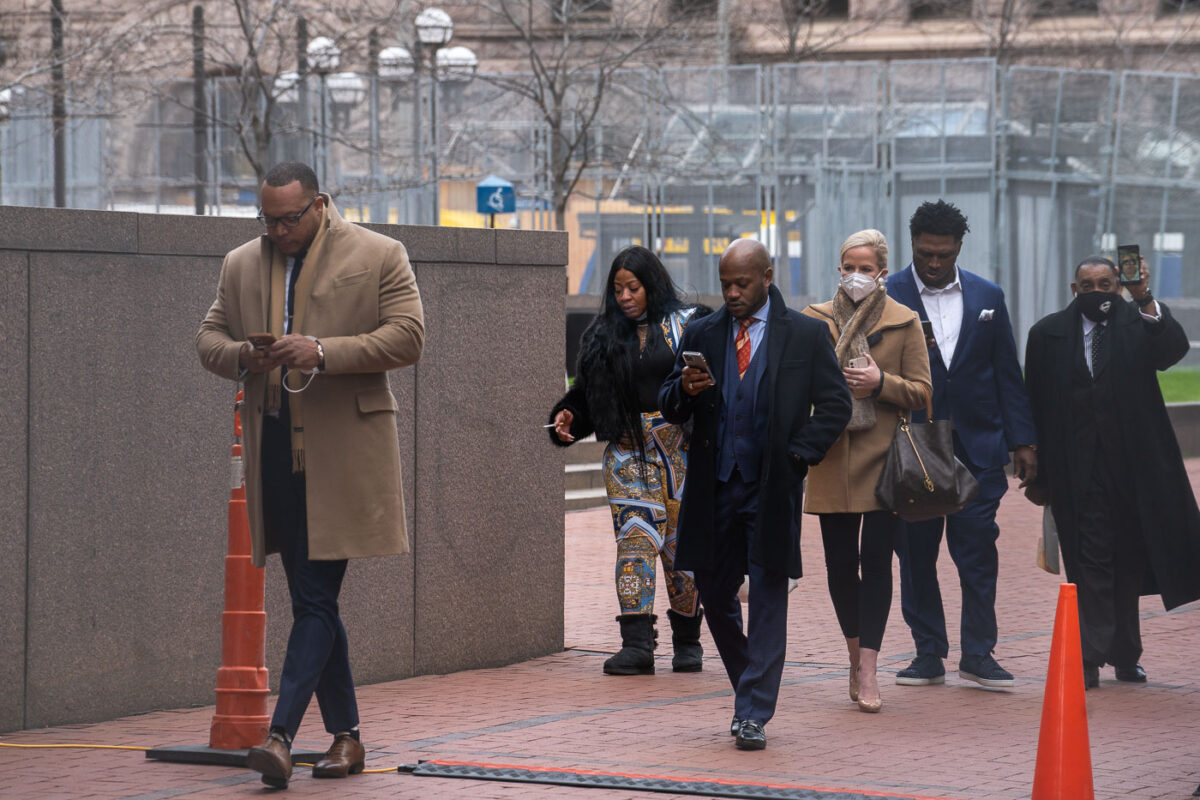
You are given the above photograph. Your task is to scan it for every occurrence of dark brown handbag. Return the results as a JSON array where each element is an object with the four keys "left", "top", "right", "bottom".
[{"left": 874, "top": 398, "right": 979, "bottom": 522}]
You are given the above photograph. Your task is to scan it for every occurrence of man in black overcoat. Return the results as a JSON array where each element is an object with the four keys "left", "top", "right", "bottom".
[
  {"left": 1024, "top": 255, "right": 1200, "bottom": 688},
  {"left": 659, "top": 239, "right": 851, "bottom": 749}
]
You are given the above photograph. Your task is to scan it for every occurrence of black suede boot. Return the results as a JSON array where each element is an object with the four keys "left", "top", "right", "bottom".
[
  {"left": 667, "top": 609, "right": 704, "bottom": 672},
  {"left": 603, "top": 614, "right": 657, "bottom": 675}
]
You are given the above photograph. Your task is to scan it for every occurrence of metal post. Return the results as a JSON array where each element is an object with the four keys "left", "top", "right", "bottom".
[
  {"left": 412, "top": 45, "right": 423, "bottom": 225},
  {"left": 367, "top": 29, "right": 384, "bottom": 223},
  {"left": 50, "top": 0, "right": 66, "bottom": 207},
  {"left": 192, "top": 4, "right": 206, "bottom": 214},
  {"left": 429, "top": 53, "right": 440, "bottom": 226},
  {"left": 154, "top": 92, "right": 163, "bottom": 212},
  {"left": 297, "top": 18, "right": 311, "bottom": 171},
  {"left": 317, "top": 72, "right": 328, "bottom": 189}
]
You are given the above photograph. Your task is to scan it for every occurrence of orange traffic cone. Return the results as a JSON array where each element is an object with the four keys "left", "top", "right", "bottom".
[
  {"left": 147, "top": 391, "right": 321, "bottom": 766},
  {"left": 1032, "top": 583, "right": 1094, "bottom": 800},
  {"left": 209, "top": 390, "right": 270, "bottom": 749}
]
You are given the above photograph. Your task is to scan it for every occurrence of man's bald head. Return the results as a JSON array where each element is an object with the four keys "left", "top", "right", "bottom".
[
  {"left": 719, "top": 238, "right": 773, "bottom": 320},
  {"left": 721, "top": 238, "right": 772, "bottom": 276}
]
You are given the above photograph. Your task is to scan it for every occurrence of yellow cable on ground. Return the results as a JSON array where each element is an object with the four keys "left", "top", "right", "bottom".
[{"left": 0, "top": 742, "right": 149, "bottom": 751}]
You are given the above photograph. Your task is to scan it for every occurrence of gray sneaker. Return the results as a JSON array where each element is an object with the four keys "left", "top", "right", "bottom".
[
  {"left": 895, "top": 653, "right": 946, "bottom": 685},
  {"left": 959, "top": 654, "right": 1015, "bottom": 688}
]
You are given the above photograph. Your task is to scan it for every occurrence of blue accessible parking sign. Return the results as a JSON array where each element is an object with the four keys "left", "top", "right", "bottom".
[{"left": 477, "top": 175, "right": 516, "bottom": 216}]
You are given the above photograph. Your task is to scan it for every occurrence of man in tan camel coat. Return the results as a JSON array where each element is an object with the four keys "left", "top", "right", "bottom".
[{"left": 197, "top": 161, "right": 423, "bottom": 788}]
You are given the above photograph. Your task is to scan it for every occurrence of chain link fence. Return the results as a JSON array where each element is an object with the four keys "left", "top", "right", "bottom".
[{"left": 4, "top": 56, "right": 1200, "bottom": 351}]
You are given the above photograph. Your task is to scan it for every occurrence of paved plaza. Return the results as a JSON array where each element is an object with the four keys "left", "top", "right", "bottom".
[{"left": 2, "top": 469, "right": 1198, "bottom": 799}]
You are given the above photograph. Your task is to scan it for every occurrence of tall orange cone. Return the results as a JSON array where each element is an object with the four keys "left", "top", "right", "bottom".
[
  {"left": 209, "top": 390, "right": 270, "bottom": 749},
  {"left": 1032, "top": 582, "right": 1094, "bottom": 800}
]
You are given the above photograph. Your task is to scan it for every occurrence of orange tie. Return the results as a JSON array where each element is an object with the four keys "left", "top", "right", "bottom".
[{"left": 736, "top": 318, "right": 754, "bottom": 380}]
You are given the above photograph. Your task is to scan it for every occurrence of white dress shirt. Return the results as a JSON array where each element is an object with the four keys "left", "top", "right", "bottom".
[{"left": 913, "top": 266, "right": 963, "bottom": 369}]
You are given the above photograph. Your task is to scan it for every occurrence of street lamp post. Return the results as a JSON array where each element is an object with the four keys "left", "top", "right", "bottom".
[
  {"left": 326, "top": 71, "right": 365, "bottom": 190},
  {"left": 306, "top": 36, "right": 340, "bottom": 189},
  {"left": 377, "top": 45, "right": 415, "bottom": 223},
  {"left": 0, "top": 86, "right": 12, "bottom": 206},
  {"left": 372, "top": 10, "right": 475, "bottom": 226},
  {"left": 414, "top": 8, "right": 454, "bottom": 226}
]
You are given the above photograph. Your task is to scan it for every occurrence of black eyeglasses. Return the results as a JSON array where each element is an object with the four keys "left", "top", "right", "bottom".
[{"left": 257, "top": 195, "right": 318, "bottom": 229}]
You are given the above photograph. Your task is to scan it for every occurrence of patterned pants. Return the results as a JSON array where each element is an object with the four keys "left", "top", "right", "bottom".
[{"left": 603, "top": 412, "right": 699, "bottom": 617}]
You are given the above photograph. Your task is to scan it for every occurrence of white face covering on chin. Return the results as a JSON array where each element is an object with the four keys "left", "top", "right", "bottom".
[{"left": 840, "top": 272, "right": 878, "bottom": 303}]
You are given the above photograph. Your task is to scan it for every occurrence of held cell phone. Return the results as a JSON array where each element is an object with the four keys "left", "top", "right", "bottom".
[
  {"left": 247, "top": 333, "right": 276, "bottom": 349},
  {"left": 1117, "top": 243, "right": 1141, "bottom": 285},
  {"left": 847, "top": 356, "right": 867, "bottom": 369},
  {"left": 681, "top": 350, "right": 711, "bottom": 375},
  {"left": 921, "top": 320, "right": 935, "bottom": 344}
]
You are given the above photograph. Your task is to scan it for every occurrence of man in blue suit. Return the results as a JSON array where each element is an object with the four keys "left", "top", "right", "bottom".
[
  {"left": 886, "top": 200, "right": 1038, "bottom": 688},
  {"left": 660, "top": 239, "right": 850, "bottom": 749}
]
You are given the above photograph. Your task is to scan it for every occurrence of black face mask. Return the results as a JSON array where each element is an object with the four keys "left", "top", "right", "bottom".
[{"left": 1076, "top": 290, "right": 1119, "bottom": 323}]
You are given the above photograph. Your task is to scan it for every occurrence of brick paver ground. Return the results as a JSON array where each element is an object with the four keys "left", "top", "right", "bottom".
[{"left": 3, "top": 468, "right": 1199, "bottom": 799}]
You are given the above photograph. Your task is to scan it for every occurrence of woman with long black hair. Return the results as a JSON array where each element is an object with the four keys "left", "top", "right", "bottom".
[{"left": 550, "top": 246, "right": 709, "bottom": 675}]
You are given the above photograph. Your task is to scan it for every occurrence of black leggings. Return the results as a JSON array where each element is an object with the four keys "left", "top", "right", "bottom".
[{"left": 819, "top": 511, "right": 899, "bottom": 651}]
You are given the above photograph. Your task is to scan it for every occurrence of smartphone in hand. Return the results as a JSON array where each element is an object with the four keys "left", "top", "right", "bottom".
[
  {"left": 921, "top": 320, "right": 935, "bottom": 346},
  {"left": 247, "top": 333, "right": 276, "bottom": 349},
  {"left": 1117, "top": 244, "right": 1141, "bottom": 286},
  {"left": 847, "top": 356, "right": 867, "bottom": 369},
  {"left": 682, "top": 350, "right": 711, "bottom": 375}
]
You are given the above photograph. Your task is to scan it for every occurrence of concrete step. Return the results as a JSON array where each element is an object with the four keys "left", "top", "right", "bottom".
[
  {"left": 563, "top": 437, "right": 606, "bottom": 466},
  {"left": 565, "top": 462, "right": 605, "bottom": 492},
  {"left": 560, "top": 437, "right": 608, "bottom": 511},
  {"left": 566, "top": 486, "right": 609, "bottom": 513},
  {"left": 554, "top": 438, "right": 604, "bottom": 513}
]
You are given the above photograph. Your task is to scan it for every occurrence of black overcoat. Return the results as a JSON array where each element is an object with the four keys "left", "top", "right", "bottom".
[
  {"left": 658, "top": 285, "right": 852, "bottom": 579},
  {"left": 1025, "top": 297, "right": 1200, "bottom": 610}
]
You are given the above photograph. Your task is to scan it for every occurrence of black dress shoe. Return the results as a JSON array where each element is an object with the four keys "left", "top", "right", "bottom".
[
  {"left": 1114, "top": 663, "right": 1147, "bottom": 683},
  {"left": 729, "top": 717, "right": 740, "bottom": 737},
  {"left": 1083, "top": 663, "right": 1099, "bottom": 690},
  {"left": 735, "top": 720, "right": 766, "bottom": 750}
]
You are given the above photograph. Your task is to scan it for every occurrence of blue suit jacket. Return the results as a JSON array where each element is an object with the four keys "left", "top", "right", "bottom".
[{"left": 887, "top": 266, "right": 1036, "bottom": 470}]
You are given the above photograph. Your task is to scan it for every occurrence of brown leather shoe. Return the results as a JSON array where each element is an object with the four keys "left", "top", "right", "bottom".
[
  {"left": 312, "top": 733, "right": 365, "bottom": 778},
  {"left": 246, "top": 735, "right": 292, "bottom": 788}
]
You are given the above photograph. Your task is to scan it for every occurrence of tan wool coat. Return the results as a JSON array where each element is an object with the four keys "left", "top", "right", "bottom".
[
  {"left": 196, "top": 198, "right": 425, "bottom": 566},
  {"left": 801, "top": 294, "right": 932, "bottom": 514}
]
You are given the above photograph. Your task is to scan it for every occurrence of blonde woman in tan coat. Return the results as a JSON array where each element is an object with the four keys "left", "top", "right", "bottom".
[{"left": 802, "top": 229, "right": 932, "bottom": 714}]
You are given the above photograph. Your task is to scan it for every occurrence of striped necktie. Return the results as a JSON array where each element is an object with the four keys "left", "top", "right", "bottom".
[
  {"left": 736, "top": 318, "right": 755, "bottom": 380},
  {"left": 1090, "top": 321, "right": 1108, "bottom": 377}
]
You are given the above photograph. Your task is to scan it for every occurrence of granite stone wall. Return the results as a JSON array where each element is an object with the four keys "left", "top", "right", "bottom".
[{"left": 0, "top": 207, "right": 566, "bottom": 732}]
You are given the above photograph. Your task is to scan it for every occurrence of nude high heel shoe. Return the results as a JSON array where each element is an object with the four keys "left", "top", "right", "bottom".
[{"left": 857, "top": 694, "right": 883, "bottom": 713}]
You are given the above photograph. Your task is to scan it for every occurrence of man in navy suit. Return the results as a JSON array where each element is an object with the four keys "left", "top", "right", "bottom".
[
  {"left": 660, "top": 239, "right": 851, "bottom": 749},
  {"left": 886, "top": 201, "right": 1038, "bottom": 688}
]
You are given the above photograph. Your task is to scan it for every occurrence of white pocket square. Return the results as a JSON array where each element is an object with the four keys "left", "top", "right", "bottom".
[{"left": 979, "top": 309, "right": 994, "bottom": 322}]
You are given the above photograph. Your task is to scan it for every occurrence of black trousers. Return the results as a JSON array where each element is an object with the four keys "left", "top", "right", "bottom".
[
  {"left": 1063, "top": 460, "right": 1146, "bottom": 669},
  {"left": 695, "top": 469, "right": 789, "bottom": 726},
  {"left": 819, "top": 511, "right": 899, "bottom": 651},
  {"left": 261, "top": 411, "right": 358, "bottom": 740}
]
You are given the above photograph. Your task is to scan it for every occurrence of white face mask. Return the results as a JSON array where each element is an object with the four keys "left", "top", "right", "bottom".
[{"left": 840, "top": 272, "right": 878, "bottom": 304}]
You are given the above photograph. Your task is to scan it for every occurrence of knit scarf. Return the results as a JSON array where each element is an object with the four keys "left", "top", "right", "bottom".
[
  {"left": 830, "top": 282, "right": 886, "bottom": 432},
  {"left": 265, "top": 206, "right": 331, "bottom": 472}
]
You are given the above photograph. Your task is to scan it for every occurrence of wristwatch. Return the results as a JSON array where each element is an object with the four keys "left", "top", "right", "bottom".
[
  {"left": 305, "top": 335, "right": 326, "bottom": 373},
  {"left": 1134, "top": 291, "right": 1155, "bottom": 308}
]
